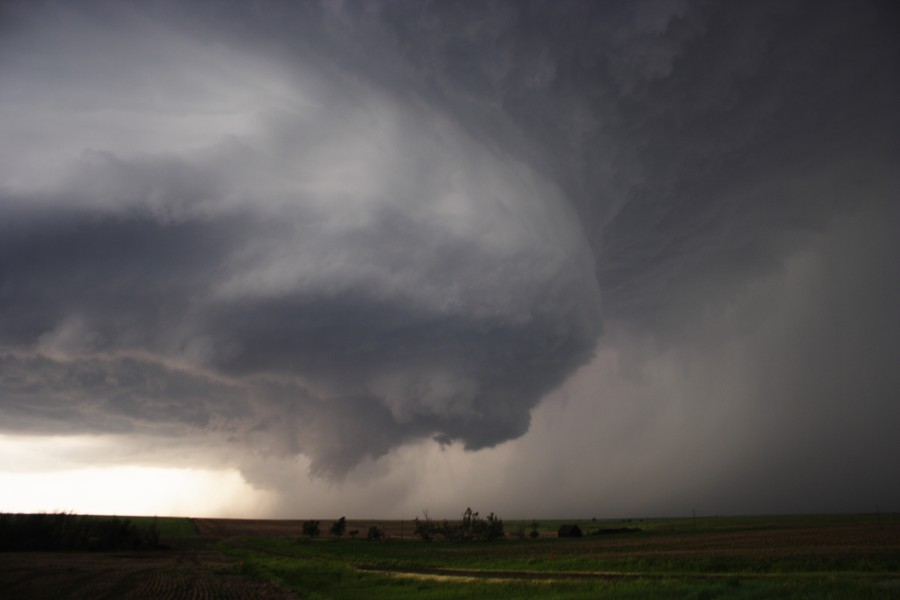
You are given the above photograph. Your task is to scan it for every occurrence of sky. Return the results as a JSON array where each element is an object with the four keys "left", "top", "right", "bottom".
[{"left": 1, "top": 0, "right": 898, "bottom": 520}]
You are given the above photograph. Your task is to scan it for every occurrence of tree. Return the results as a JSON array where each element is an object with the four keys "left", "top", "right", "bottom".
[
  {"left": 366, "top": 525, "right": 385, "bottom": 541},
  {"left": 414, "top": 510, "right": 438, "bottom": 542},
  {"left": 478, "top": 512, "right": 505, "bottom": 541},
  {"left": 432, "top": 508, "right": 505, "bottom": 541},
  {"left": 455, "top": 507, "right": 504, "bottom": 541},
  {"left": 459, "top": 507, "right": 478, "bottom": 541},
  {"left": 329, "top": 516, "right": 347, "bottom": 537},
  {"left": 302, "top": 520, "right": 320, "bottom": 538}
]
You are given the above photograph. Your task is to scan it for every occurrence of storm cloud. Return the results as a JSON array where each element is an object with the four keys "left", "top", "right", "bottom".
[{"left": 1, "top": 0, "right": 898, "bottom": 514}]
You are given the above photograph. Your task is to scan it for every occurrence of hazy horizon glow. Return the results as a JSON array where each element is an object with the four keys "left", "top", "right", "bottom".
[
  {"left": 0, "top": 433, "right": 276, "bottom": 517},
  {"left": 1, "top": 0, "right": 898, "bottom": 519}
]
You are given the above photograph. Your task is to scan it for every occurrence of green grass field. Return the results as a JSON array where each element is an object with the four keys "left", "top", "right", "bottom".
[
  {"left": 216, "top": 513, "right": 899, "bottom": 599},
  {"left": 127, "top": 515, "right": 198, "bottom": 538}
]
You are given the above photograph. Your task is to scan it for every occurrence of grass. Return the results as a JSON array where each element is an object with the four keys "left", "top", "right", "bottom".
[
  {"left": 222, "top": 541, "right": 899, "bottom": 600},
  {"left": 216, "top": 513, "right": 899, "bottom": 599},
  {"left": 512, "top": 512, "right": 889, "bottom": 535},
  {"left": 127, "top": 515, "right": 198, "bottom": 539},
  {"left": 3, "top": 512, "right": 895, "bottom": 598}
]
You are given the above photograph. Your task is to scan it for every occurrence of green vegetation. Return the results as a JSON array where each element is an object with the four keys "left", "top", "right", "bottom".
[
  {"left": 217, "top": 513, "right": 899, "bottom": 599},
  {"left": 3, "top": 512, "right": 896, "bottom": 598},
  {"left": 127, "top": 515, "right": 198, "bottom": 539}
]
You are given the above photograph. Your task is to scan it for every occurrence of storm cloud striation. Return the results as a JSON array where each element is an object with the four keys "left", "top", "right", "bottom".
[
  {"left": 0, "top": 0, "right": 601, "bottom": 474},
  {"left": 1, "top": 0, "right": 898, "bottom": 515}
]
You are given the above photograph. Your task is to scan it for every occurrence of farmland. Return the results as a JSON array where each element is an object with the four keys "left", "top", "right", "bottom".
[{"left": 1, "top": 513, "right": 898, "bottom": 598}]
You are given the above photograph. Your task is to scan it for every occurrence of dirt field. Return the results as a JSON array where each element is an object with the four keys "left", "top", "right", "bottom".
[
  {"left": 0, "top": 542, "right": 297, "bottom": 600},
  {"left": 0, "top": 518, "right": 406, "bottom": 599},
  {"left": 573, "top": 522, "right": 900, "bottom": 560},
  {"left": 193, "top": 518, "right": 306, "bottom": 539}
]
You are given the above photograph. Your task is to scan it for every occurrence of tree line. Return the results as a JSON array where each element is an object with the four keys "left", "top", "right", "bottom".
[
  {"left": 0, "top": 513, "right": 160, "bottom": 552},
  {"left": 300, "top": 508, "right": 515, "bottom": 542},
  {"left": 413, "top": 508, "right": 505, "bottom": 542}
]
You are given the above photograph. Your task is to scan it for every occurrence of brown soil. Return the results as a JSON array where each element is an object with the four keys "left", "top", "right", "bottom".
[
  {"left": 0, "top": 546, "right": 297, "bottom": 600},
  {"left": 571, "top": 523, "right": 900, "bottom": 560}
]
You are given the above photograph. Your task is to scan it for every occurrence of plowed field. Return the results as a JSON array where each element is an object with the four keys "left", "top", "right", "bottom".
[
  {"left": 0, "top": 547, "right": 297, "bottom": 599},
  {"left": 555, "top": 523, "right": 900, "bottom": 561}
]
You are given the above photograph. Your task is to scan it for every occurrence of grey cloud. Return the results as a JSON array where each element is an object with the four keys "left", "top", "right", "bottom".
[
  {"left": 0, "top": 209, "right": 242, "bottom": 349},
  {"left": 0, "top": 0, "right": 601, "bottom": 476},
  {"left": 1, "top": 0, "right": 898, "bottom": 514},
  {"left": 312, "top": 0, "right": 899, "bottom": 338},
  {"left": 0, "top": 194, "right": 598, "bottom": 473},
  {"left": 0, "top": 351, "right": 251, "bottom": 436}
]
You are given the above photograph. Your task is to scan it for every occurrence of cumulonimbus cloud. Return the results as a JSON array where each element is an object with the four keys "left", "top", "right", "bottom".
[{"left": 0, "top": 0, "right": 601, "bottom": 475}]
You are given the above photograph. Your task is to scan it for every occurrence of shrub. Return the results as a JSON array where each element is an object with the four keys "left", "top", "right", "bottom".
[
  {"left": 529, "top": 519, "right": 540, "bottom": 539},
  {"left": 414, "top": 511, "right": 439, "bottom": 542},
  {"left": 479, "top": 512, "right": 505, "bottom": 541},
  {"left": 420, "top": 508, "right": 505, "bottom": 542},
  {"left": 0, "top": 513, "right": 155, "bottom": 551},
  {"left": 455, "top": 507, "right": 504, "bottom": 541},
  {"left": 329, "top": 517, "right": 346, "bottom": 537},
  {"left": 302, "top": 520, "right": 320, "bottom": 538}
]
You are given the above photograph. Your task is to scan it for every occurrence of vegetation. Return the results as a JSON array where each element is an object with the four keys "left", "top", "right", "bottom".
[
  {"left": 455, "top": 507, "right": 504, "bottom": 541},
  {"left": 413, "top": 512, "right": 438, "bottom": 542},
  {"left": 302, "top": 519, "right": 320, "bottom": 538},
  {"left": 529, "top": 518, "right": 540, "bottom": 538},
  {"left": 366, "top": 524, "right": 385, "bottom": 541},
  {"left": 218, "top": 513, "right": 900, "bottom": 599},
  {"left": 413, "top": 507, "right": 505, "bottom": 542},
  {"left": 0, "top": 512, "right": 164, "bottom": 551},
  {"left": 2, "top": 512, "right": 897, "bottom": 599},
  {"left": 330, "top": 516, "right": 347, "bottom": 537}
]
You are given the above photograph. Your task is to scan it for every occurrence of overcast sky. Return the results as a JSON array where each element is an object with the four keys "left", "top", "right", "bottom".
[{"left": 1, "top": 0, "right": 898, "bottom": 519}]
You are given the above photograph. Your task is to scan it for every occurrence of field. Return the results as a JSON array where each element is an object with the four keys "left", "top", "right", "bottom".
[{"left": 1, "top": 513, "right": 898, "bottom": 598}]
